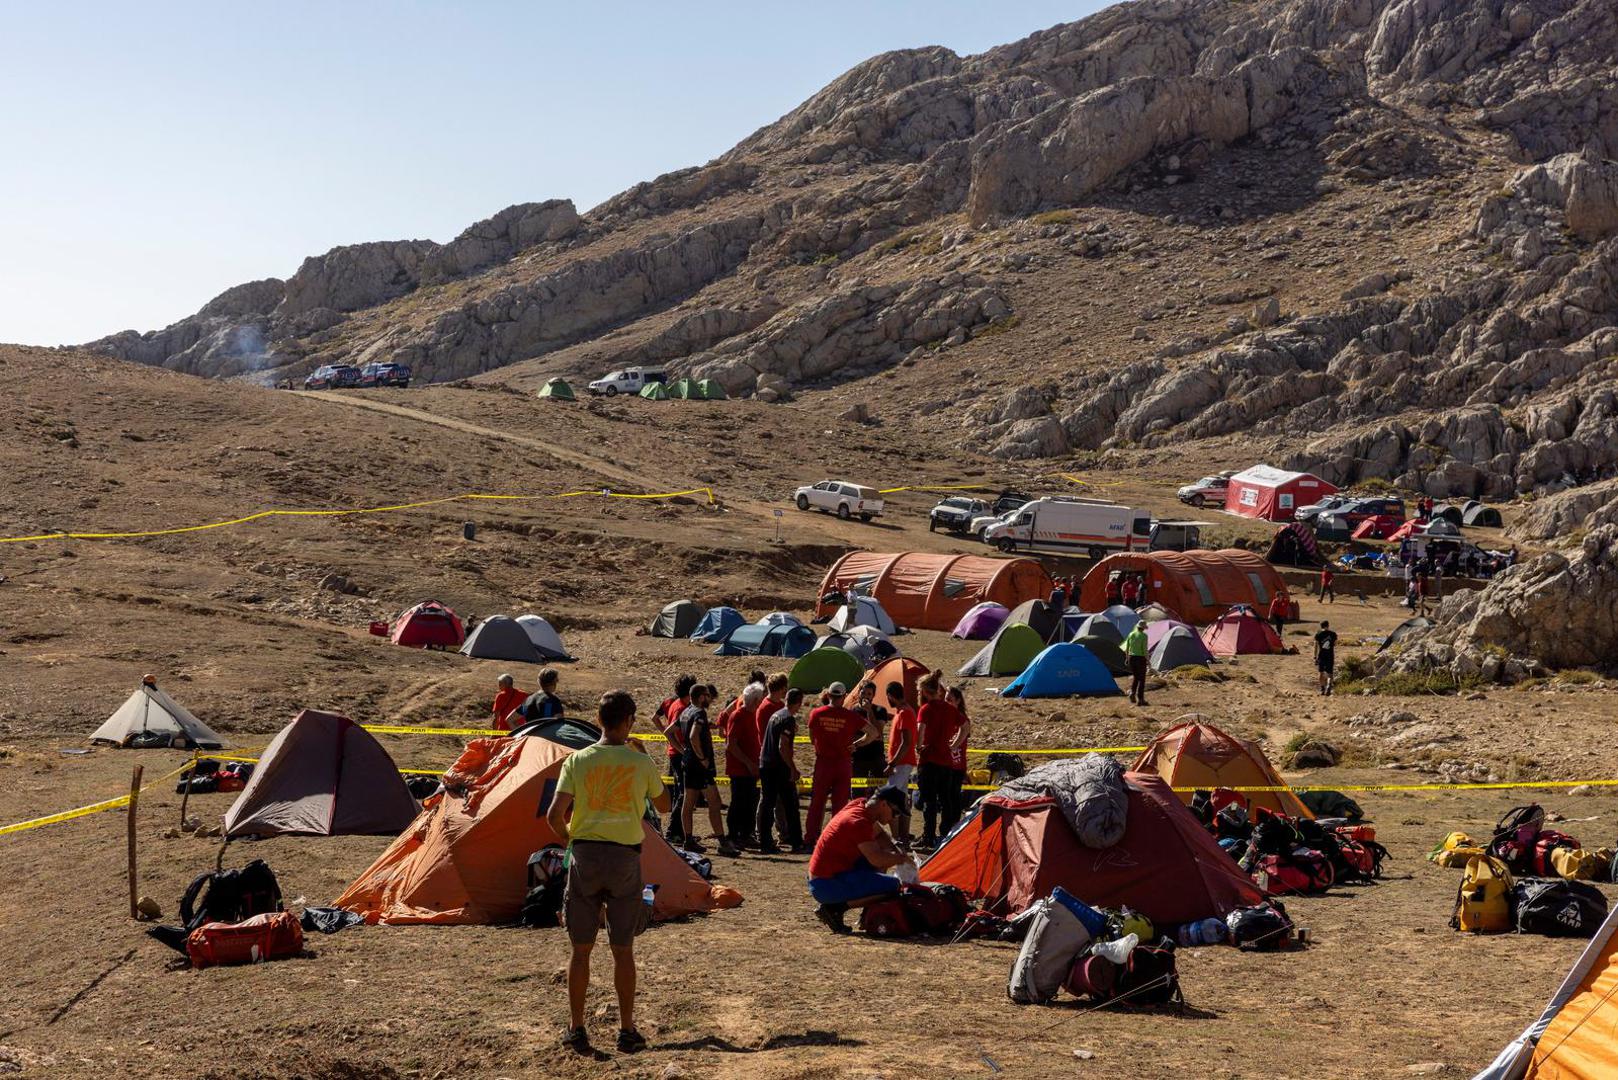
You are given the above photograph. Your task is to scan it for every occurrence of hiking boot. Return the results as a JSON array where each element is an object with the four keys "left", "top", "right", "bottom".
[
  {"left": 717, "top": 839, "right": 741, "bottom": 857},
  {"left": 681, "top": 837, "right": 707, "bottom": 853},
  {"left": 756, "top": 841, "right": 781, "bottom": 855},
  {"left": 560, "top": 1026, "right": 589, "bottom": 1052},
  {"left": 789, "top": 843, "right": 812, "bottom": 855},
  {"left": 815, "top": 903, "right": 852, "bottom": 935},
  {"left": 616, "top": 1028, "right": 647, "bottom": 1054}
]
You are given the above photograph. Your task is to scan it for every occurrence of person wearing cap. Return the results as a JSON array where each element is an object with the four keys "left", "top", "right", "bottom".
[
  {"left": 807, "top": 787, "right": 913, "bottom": 934},
  {"left": 491, "top": 673, "right": 526, "bottom": 732},
  {"left": 803, "top": 683, "right": 880, "bottom": 846}
]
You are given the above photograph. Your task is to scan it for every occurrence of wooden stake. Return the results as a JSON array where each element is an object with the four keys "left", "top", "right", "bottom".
[
  {"left": 177, "top": 751, "right": 196, "bottom": 828},
  {"left": 127, "top": 764, "right": 143, "bottom": 919}
]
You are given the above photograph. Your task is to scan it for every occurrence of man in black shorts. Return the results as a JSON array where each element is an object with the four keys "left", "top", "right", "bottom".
[
  {"left": 1314, "top": 620, "right": 1338, "bottom": 696},
  {"left": 677, "top": 685, "right": 738, "bottom": 856}
]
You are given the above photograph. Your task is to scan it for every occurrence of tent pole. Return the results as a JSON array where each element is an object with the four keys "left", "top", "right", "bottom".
[{"left": 127, "top": 764, "right": 143, "bottom": 918}]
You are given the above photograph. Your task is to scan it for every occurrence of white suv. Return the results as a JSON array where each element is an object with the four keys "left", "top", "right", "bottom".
[{"left": 793, "top": 480, "right": 884, "bottom": 522}]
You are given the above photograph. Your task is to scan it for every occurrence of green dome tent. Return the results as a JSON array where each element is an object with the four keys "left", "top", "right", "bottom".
[
  {"left": 667, "top": 378, "right": 699, "bottom": 399},
  {"left": 696, "top": 379, "right": 728, "bottom": 400},
  {"left": 789, "top": 647, "right": 865, "bottom": 694},
  {"left": 536, "top": 378, "right": 576, "bottom": 401},
  {"left": 958, "top": 622, "right": 1045, "bottom": 677},
  {"left": 639, "top": 382, "right": 670, "bottom": 401}
]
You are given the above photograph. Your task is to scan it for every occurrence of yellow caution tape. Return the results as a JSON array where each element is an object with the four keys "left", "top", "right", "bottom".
[
  {"left": 362, "top": 724, "right": 508, "bottom": 738},
  {"left": 0, "top": 487, "right": 716, "bottom": 544},
  {"left": 0, "top": 762, "right": 193, "bottom": 837}
]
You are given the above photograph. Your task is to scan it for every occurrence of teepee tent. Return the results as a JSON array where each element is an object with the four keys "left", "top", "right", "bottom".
[
  {"left": 920, "top": 769, "right": 1264, "bottom": 923},
  {"left": 90, "top": 683, "right": 232, "bottom": 749},
  {"left": 335, "top": 736, "right": 739, "bottom": 924},
  {"left": 1473, "top": 904, "right": 1618, "bottom": 1079},
  {"left": 1131, "top": 719, "right": 1311, "bottom": 818},
  {"left": 827, "top": 595, "right": 898, "bottom": 635},
  {"left": 536, "top": 378, "right": 576, "bottom": 400},
  {"left": 224, "top": 710, "right": 418, "bottom": 837},
  {"left": 647, "top": 600, "right": 706, "bottom": 639},
  {"left": 959, "top": 622, "right": 1045, "bottom": 677},
  {"left": 1001, "top": 643, "right": 1121, "bottom": 698},
  {"left": 514, "top": 615, "right": 574, "bottom": 660},
  {"left": 790, "top": 647, "right": 866, "bottom": 693}
]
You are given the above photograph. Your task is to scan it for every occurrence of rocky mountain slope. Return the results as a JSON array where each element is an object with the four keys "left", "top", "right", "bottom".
[{"left": 83, "top": 0, "right": 1618, "bottom": 506}]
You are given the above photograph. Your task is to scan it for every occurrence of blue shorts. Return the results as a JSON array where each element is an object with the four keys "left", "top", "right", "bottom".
[{"left": 808, "top": 858, "right": 901, "bottom": 905}]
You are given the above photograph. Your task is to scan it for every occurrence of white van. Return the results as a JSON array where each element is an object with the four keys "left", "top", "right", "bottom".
[
  {"left": 587, "top": 366, "right": 667, "bottom": 396},
  {"left": 982, "top": 497, "right": 1152, "bottom": 559}
]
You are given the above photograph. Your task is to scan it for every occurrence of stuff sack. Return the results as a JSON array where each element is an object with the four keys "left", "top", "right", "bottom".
[
  {"left": 1451, "top": 855, "right": 1514, "bottom": 934},
  {"left": 1512, "top": 878, "right": 1609, "bottom": 938},
  {"left": 179, "top": 860, "right": 283, "bottom": 932},
  {"left": 1008, "top": 897, "right": 1092, "bottom": 1005},
  {"left": 1114, "top": 944, "right": 1183, "bottom": 1007},
  {"left": 1255, "top": 850, "right": 1334, "bottom": 896},
  {"left": 1489, "top": 804, "right": 1545, "bottom": 871},
  {"left": 1067, "top": 753, "right": 1129, "bottom": 849},
  {"left": 186, "top": 911, "right": 304, "bottom": 969}
]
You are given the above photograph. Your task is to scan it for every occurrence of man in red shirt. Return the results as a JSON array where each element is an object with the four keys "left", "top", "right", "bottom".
[
  {"left": 807, "top": 789, "right": 912, "bottom": 933},
  {"left": 491, "top": 674, "right": 526, "bottom": 732},
  {"left": 719, "top": 676, "right": 766, "bottom": 848},
  {"left": 882, "top": 682, "right": 918, "bottom": 846},
  {"left": 1319, "top": 566, "right": 1335, "bottom": 604},
  {"left": 660, "top": 675, "right": 696, "bottom": 843},
  {"left": 1267, "top": 589, "right": 1290, "bottom": 642},
  {"left": 804, "top": 683, "right": 881, "bottom": 846}
]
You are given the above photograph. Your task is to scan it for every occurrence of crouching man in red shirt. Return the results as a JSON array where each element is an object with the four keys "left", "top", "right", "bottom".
[{"left": 806, "top": 788, "right": 914, "bottom": 934}]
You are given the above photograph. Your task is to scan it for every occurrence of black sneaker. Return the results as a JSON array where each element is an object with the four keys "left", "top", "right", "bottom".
[
  {"left": 682, "top": 837, "right": 707, "bottom": 853},
  {"left": 756, "top": 841, "right": 780, "bottom": 855},
  {"left": 815, "top": 903, "right": 852, "bottom": 935},
  {"left": 717, "top": 839, "right": 741, "bottom": 857},
  {"left": 616, "top": 1028, "right": 647, "bottom": 1054},
  {"left": 560, "top": 1026, "right": 589, "bottom": 1052}
]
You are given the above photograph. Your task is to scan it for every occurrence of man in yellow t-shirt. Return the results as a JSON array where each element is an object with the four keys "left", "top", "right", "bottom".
[{"left": 546, "top": 690, "right": 669, "bottom": 1055}]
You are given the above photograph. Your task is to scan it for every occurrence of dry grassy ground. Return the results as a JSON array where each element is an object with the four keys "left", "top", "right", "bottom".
[{"left": 1, "top": 345, "right": 1612, "bottom": 1079}]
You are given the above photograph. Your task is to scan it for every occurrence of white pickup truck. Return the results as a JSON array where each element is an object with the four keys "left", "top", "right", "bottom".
[
  {"left": 587, "top": 366, "right": 666, "bottom": 396},
  {"left": 793, "top": 480, "right": 884, "bottom": 522}
]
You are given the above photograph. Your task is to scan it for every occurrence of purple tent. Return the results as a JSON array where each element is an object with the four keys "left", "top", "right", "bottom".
[
  {"left": 951, "top": 602, "right": 1010, "bottom": 640},
  {"left": 1145, "top": 619, "right": 1197, "bottom": 648}
]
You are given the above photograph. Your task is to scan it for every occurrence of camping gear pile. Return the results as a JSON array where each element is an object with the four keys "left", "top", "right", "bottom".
[
  {"left": 1433, "top": 805, "right": 1613, "bottom": 938},
  {"left": 148, "top": 860, "right": 304, "bottom": 969}
]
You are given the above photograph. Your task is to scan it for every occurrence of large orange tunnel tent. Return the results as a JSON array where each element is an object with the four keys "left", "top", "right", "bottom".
[
  {"left": 1131, "top": 718, "right": 1312, "bottom": 819},
  {"left": 336, "top": 736, "right": 739, "bottom": 925},
  {"left": 1080, "top": 549, "right": 1288, "bottom": 625},
  {"left": 816, "top": 552, "right": 1054, "bottom": 633}
]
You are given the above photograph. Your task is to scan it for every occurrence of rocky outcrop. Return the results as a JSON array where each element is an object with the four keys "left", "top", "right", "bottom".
[
  {"left": 279, "top": 240, "right": 436, "bottom": 316},
  {"left": 686, "top": 275, "right": 1009, "bottom": 395},
  {"left": 419, "top": 200, "right": 580, "bottom": 284},
  {"left": 1383, "top": 524, "right": 1618, "bottom": 672},
  {"left": 85, "top": 279, "right": 286, "bottom": 376},
  {"left": 1509, "top": 478, "right": 1618, "bottom": 540}
]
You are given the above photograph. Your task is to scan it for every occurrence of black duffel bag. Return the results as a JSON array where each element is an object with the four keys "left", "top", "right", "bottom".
[{"left": 1512, "top": 877, "right": 1609, "bottom": 938}]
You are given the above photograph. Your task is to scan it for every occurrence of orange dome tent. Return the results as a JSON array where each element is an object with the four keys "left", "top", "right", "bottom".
[
  {"left": 335, "top": 736, "right": 740, "bottom": 925},
  {"left": 816, "top": 553, "right": 1053, "bottom": 632},
  {"left": 852, "top": 657, "right": 929, "bottom": 710},
  {"left": 1079, "top": 550, "right": 1288, "bottom": 626},
  {"left": 1131, "top": 718, "right": 1312, "bottom": 819}
]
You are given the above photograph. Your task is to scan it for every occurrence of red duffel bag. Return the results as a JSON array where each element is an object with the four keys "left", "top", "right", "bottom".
[{"left": 186, "top": 911, "right": 304, "bottom": 969}]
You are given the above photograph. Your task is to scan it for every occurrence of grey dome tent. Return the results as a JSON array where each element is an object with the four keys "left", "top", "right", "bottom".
[
  {"left": 1425, "top": 518, "right": 1461, "bottom": 537},
  {"left": 1073, "top": 614, "right": 1125, "bottom": 648},
  {"left": 714, "top": 622, "right": 815, "bottom": 658},
  {"left": 1462, "top": 503, "right": 1503, "bottom": 528},
  {"left": 827, "top": 595, "right": 899, "bottom": 635},
  {"left": 1074, "top": 634, "right": 1130, "bottom": 677},
  {"left": 89, "top": 683, "right": 231, "bottom": 750},
  {"left": 648, "top": 600, "right": 706, "bottom": 639},
  {"left": 1005, "top": 599, "right": 1062, "bottom": 643},
  {"left": 1431, "top": 503, "right": 1465, "bottom": 525},
  {"left": 461, "top": 616, "right": 546, "bottom": 663},
  {"left": 1149, "top": 625, "right": 1216, "bottom": 672},
  {"left": 514, "top": 615, "right": 574, "bottom": 661},
  {"left": 1314, "top": 511, "right": 1355, "bottom": 542},
  {"left": 223, "top": 710, "right": 418, "bottom": 838}
]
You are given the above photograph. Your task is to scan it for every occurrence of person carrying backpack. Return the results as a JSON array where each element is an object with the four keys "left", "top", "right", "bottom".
[
  {"left": 757, "top": 688, "right": 806, "bottom": 854},
  {"left": 514, "top": 668, "right": 564, "bottom": 726}
]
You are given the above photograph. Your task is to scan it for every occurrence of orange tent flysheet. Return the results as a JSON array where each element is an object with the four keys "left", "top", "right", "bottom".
[
  {"left": 852, "top": 657, "right": 929, "bottom": 710},
  {"left": 1525, "top": 910, "right": 1618, "bottom": 1078},
  {"left": 1131, "top": 719, "right": 1312, "bottom": 819},
  {"left": 816, "top": 553, "right": 1053, "bottom": 632},
  {"left": 335, "top": 736, "right": 740, "bottom": 924},
  {"left": 1081, "top": 550, "right": 1288, "bottom": 625}
]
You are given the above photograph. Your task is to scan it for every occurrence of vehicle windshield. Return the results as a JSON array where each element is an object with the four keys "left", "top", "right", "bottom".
[{"left": 941, "top": 498, "right": 974, "bottom": 509}]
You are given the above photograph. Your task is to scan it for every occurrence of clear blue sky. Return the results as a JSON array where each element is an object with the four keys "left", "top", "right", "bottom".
[{"left": 0, "top": 1, "right": 1104, "bottom": 346}]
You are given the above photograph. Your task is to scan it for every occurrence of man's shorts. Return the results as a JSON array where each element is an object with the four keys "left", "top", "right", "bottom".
[
  {"left": 565, "top": 840, "right": 644, "bottom": 947},
  {"left": 808, "top": 859, "right": 902, "bottom": 906},
  {"left": 681, "top": 759, "right": 717, "bottom": 791},
  {"left": 1317, "top": 655, "right": 1335, "bottom": 674}
]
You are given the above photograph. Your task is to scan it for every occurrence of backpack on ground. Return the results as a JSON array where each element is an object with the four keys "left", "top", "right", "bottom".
[
  {"left": 1066, "top": 942, "right": 1183, "bottom": 1007},
  {"left": 902, "top": 882, "right": 970, "bottom": 934},
  {"left": 1226, "top": 902, "right": 1294, "bottom": 951},
  {"left": 1008, "top": 897, "right": 1092, "bottom": 1005},
  {"left": 518, "top": 847, "right": 568, "bottom": 928},
  {"left": 1255, "top": 849, "right": 1334, "bottom": 896},
  {"left": 186, "top": 911, "right": 304, "bottom": 968},
  {"left": 1334, "top": 838, "right": 1390, "bottom": 882},
  {"left": 1451, "top": 855, "right": 1514, "bottom": 933},
  {"left": 1512, "top": 878, "right": 1609, "bottom": 938},
  {"left": 1489, "top": 805, "right": 1545, "bottom": 871},
  {"left": 1430, "top": 831, "right": 1484, "bottom": 868},
  {"left": 179, "top": 860, "right": 284, "bottom": 932},
  {"left": 1530, "top": 830, "right": 1581, "bottom": 877},
  {"left": 859, "top": 896, "right": 917, "bottom": 938}
]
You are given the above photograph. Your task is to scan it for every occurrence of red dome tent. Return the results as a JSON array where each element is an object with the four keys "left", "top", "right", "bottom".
[
  {"left": 919, "top": 772, "right": 1265, "bottom": 925},
  {"left": 1200, "top": 608, "right": 1284, "bottom": 656},
  {"left": 390, "top": 602, "right": 465, "bottom": 649},
  {"left": 1079, "top": 550, "right": 1288, "bottom": 626},
  {"left": 1224, "top": 465, "right": 1336, "bottom": 522},
  {"left": 1351, "top": 514, "right": 1403, "bottom": 541},
  {"left": 815, "top": 553, "right": 1053, "bottom": 633}
]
